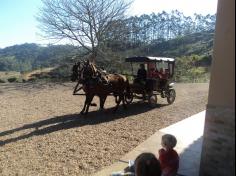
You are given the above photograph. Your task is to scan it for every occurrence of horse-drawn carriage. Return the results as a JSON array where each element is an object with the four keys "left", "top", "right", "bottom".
[
  {"left": 71, "top": 56, "right": 176, "bottom": 114},
  {"left": 124, "top": 56, "right": 176, "bottom": 107}
]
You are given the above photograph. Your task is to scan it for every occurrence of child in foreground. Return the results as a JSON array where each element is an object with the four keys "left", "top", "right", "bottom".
[
  {"left": 111, "top": 152, "right": 162, "bottom": 176},
  {"left": 135, "top": 152, "right": 162, "bottom": 176},
  {"left": 158, "top": 134, "right": 179, "bottom": 176}
]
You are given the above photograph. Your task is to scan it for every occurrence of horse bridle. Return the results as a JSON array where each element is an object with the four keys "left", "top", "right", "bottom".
[{"left": 80, "top": 62, "right": 99, "bottom": 80}]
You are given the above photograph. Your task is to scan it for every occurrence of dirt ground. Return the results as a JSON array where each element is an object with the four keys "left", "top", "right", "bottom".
[{"left": 0, "top": 82, "right": 209, "bottom": 176}]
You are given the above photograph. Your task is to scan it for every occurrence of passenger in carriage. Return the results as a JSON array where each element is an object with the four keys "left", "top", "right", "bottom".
[
  {"left": 149, "top": 67, "right": 168, "bottom": 92},
  {"left": 148, "top": 64, "right": 164, "bottom": 79},
  {"left": 149, "top": 68, "right": 161, "bottom": 79},
  {"left": 158, "top": 68, "right": 169, "bottom": 90},
  {"left": 159, "top": 68, "right": 168, "bottom": 79}
]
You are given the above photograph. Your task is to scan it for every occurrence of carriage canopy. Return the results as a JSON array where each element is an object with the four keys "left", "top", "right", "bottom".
[
  {"left": 125, "top": 56, "right": 175, "bottom": 63},
  {"left": 125, "top": 56, "right": 175, "bottom": 78}
]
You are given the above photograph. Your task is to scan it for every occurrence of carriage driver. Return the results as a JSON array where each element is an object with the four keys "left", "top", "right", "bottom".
[{"left": 136, "top": 63, "right": 147, "bottom": 85}]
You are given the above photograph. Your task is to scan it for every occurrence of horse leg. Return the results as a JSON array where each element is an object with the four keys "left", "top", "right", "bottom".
[
  {"left": 99, "top": 95, "right": 107, "bottom": 110},
  {"left": 121, "top": 93, "right": 127, "bottom": 109},
  {"left": 80, "top": 94, "right": 93, "bottom": 115},
  {"left": 84, "top": 94, "right": 94, "bottom": 115},
  {"left": 113, "top": 95, "right": 122, "bottom": 113},
  {"left": 80, "top": 97, "right": 87, "bottom": 115}
]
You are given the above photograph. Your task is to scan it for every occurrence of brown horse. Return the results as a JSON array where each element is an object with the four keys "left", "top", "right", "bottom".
[{"left": 71, "top": 60, "right": 130, "bottom": 115}]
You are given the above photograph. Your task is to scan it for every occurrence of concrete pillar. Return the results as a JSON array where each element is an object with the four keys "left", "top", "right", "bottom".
[{"left": 199, "top": 0, "right": 235, "bottom": 175}]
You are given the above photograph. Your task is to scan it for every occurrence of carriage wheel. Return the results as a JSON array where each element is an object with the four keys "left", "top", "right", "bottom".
[
  {"left": 167, "top": 89, "right": 176, "bottom": 104},
  {"left": 148, "top": 94, "right": 157, "bottom": 107},
  {"left": 124, "top": 92, "right": 133, "bottom": 104}
]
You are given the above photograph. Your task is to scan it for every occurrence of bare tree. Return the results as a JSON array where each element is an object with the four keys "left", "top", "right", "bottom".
[{"left": 37, "top": 0, "right": 132, "bottom": 61}]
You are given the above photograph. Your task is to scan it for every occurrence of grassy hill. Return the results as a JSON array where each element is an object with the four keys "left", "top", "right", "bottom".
[
  {"left": 0, "top": 44, "right": 83, "bottom": 72},
  {"left": 0, "top": 31, "right": 214, "bottom": 83}
]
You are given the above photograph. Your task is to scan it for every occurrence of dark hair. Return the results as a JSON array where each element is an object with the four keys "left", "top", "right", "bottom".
[
  {"left": 140, "top": 64, "right": 145, "bottom": 68},
  {"left": 135, "top": 153, "right": 162, "bottom": 176}
]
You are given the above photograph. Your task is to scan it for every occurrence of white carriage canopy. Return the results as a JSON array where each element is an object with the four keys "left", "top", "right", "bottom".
[{"left": 125, "top": 56, "right": 175, "bottom": 63}]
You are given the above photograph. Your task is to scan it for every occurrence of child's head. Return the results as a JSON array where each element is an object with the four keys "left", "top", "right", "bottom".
[
  {"left": 134, "top": 152, "right": 162, "bottom": 176},
  {"left": 161, "top": 134, "right": 177, "bottom": 149}
]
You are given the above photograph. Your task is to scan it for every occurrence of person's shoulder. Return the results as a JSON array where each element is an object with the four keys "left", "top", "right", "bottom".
[
  {"left": 172, "top": 149, "right": 178, "bottom": 154},
  {"left": 171, "top": 149, "right": 179, "bottom": 158},
  {"left": 158, "top": 148, "right": 165, "bottom": 155}
]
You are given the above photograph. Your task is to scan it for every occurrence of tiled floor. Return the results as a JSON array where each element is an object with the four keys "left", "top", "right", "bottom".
[{"left": 93, "top": 111, "right": 206, "bottom": 176}]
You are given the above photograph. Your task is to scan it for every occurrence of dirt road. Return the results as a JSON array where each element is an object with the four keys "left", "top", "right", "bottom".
[{"left": 0, "top": 82, "right": 209, "bottom": 176}]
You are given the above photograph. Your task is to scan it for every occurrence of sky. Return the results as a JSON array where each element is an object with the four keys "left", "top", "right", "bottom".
[{"left": 0, "top": 0, "right": 218, "bottom": 49}]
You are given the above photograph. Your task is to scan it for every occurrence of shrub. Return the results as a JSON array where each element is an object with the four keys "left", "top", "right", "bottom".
[{"left": 7, "top": 77, "right": 17, "bottom": 83}]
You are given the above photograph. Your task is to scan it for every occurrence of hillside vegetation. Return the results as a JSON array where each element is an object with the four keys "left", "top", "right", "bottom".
[
  {"left": 100, "top": 31, "right": 214, "bottom": 82},
  {"left": 0, "top": 31, "right": 214, "bottom": 83},
  {"left": 0, "top": 11, "right": 215, "bottom": 83}
]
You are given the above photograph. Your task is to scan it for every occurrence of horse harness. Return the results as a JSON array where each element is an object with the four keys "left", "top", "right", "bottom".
[{"left": 81, "top": 62, "right": 110, "bottom": 86}]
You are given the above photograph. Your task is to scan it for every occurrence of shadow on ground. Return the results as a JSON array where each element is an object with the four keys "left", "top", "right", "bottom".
[
  {"left": 0, "top": 102, "right": 167, "bottom": 146},
  {"left": 178, "top": 136, "right": 203, "bottom": 176}
]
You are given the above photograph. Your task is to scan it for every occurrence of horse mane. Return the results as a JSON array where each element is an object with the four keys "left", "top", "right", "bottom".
[{"left": 90, "top": 62, "right": 98, "bottom": 76}]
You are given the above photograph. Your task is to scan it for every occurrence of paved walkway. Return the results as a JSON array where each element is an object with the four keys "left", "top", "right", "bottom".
[{"left": 93, "top": 111, "right": 206, "bottom": 176}]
